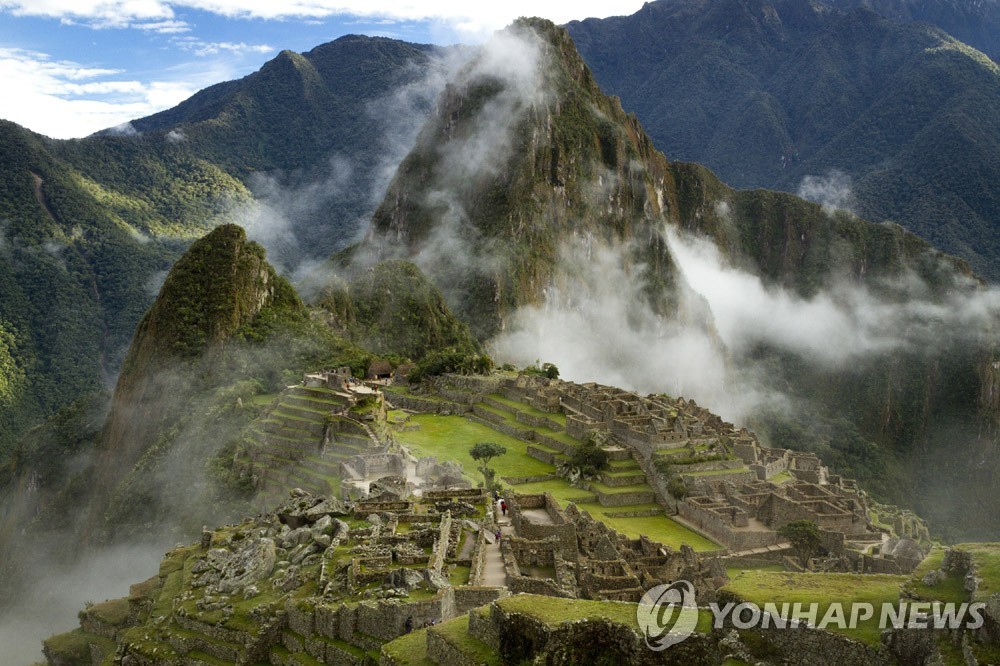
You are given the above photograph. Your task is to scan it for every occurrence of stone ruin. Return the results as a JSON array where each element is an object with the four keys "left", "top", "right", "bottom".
[
  {"left": 496, "top": 375, "right": 925, "bottom": 574},
  {"left": 499, "top": 493, "right": 726, "bottom": 603}
]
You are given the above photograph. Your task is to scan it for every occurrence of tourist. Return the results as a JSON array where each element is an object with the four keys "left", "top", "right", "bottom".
[
  {"left": 500, "top": 499, "right": 507, "bottom": 516},
  {"left": 495, "top": 529, "right": 501, "bottom": 543},
  {"left": 405, "top": 616, "right": 413, "bottom": 634}
]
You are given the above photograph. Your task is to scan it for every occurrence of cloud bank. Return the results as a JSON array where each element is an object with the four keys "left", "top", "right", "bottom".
[{"left": 491, "top": 226, "right": 1000, "bottom": 426}]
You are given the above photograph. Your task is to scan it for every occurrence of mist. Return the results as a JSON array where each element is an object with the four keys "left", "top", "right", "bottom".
[
  {"left": 491, "top": 224, "right": 1000, "bottom": 427},
  {"left": 0, "top": 540, "right": 165, "bottom": 664},
  {"left": 227, "top": 46, "right": 472, "bottom": 281}
]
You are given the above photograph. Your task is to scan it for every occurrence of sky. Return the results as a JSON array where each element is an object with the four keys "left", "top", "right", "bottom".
[{"left": 0, "top": 0, "right": 646, "bottom": 139}]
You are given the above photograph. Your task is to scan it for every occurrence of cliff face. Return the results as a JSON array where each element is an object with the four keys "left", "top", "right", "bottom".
[
  {"left": 88, "top": 224, "right": 303, "bottom": 538},
  {"left": 366, "top": 18, "right": 694, "bottom": 338},
  {"left": 362, "top": 18, "right": 1000, "bottom": 538},
  {"left": 565, "top": 0, "right": 1000, "bottom": 279}
]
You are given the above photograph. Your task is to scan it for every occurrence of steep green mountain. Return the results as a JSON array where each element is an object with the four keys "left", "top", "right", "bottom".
[
  {"left": 0, "top": 119, "right": 235, "bottom": 463},
  {"left": 0, "top": 35, "right": 447, "bottom": 462},
  {"left": 130, "top": 35, "right": 451, "bottom": 262},
  {"left": 322, "top": 259, "right": 480, "bottom": 361},
  {"left": 565, "top": 0, "right": 1000, "bottom": 279},
  {"left": 827, "top": 0, "right": 1000, "bottom": 61},
  {"left": 360, "top": 18, "right": 999, "bottom": 538}
]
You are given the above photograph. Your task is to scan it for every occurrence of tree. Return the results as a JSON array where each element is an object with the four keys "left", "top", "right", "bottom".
[
  {"left": 470, "top": 442, "right": 507, "bottom": 490},
  {"left": 565, "top": 434, "right": 609, "bottom": 478},
  {"left": 778, "top": 520, "right": 822, "bottom": 567}
]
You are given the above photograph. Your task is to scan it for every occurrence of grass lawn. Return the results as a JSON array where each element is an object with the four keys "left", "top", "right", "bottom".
[
  {"left": 381, "top": 628, "right": 434, "bottom": 665},
  {"left": 394, "top": 414, "right": 552, "bottom": 481},
  {"left": 497, "top": 594, "right": 714, "bottom": 634},
  {"left": 486, "top": 393, "right": 568, "bottom": 425},
  {"left": 509, "top": 479, "right": 596, "bottom": 503},
  {"left": 394, "top": 415, "right": 721, "bottom": 553},
  {"left": 575, "top": 502, "right": 721, "bottom": 552},
  {"left": 475, "top": 402, "right": 580, "bottom": 448},
  {"left": 725, "top": 564, "right": 788, "bottom": 579},
  {"left": 429, "top": 616, "right": 500, "bottom": 665},
  {"left": 904, "top": 547, "right": 967, "bottom": 603},
  {"left": 723, "top": 571, "right": 907, "bottom": 645},
  {"left": 957, "top": 543, "right": 1000, "bottom": 601}
]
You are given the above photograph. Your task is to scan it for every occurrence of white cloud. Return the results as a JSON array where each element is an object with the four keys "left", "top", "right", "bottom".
[
  {"left": 797, "top": 170, "right": 855, "bottom": 215},
  {"left": 0, "top": 1, "right": 647, "bottom": 37},
  {"left": 0, "top": 47, "right": 234, "bottom": 138},
  {"left": 172, "top": 37, "right": 274, "bottom": 57}
]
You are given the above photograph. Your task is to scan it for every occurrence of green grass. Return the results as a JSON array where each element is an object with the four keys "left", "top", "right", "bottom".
[
  {"left": 723, "top": 571, "right": 907, "bottom": 645},
  {"left": 475, "top": 402, "right": 580, "bottom": 447},
  {"left": 768, "top": 471, "right": 792, "bottom": 484},
  {"left": 250, "top": 392, "right": 278, "bottom": 406},
  {"left": 395, "top": 414, "right": 718, "bottom": 552},
  {"left": 394, "top": 414, "right": 552, "bottom": 481},
  {"left": 575, "top": 502, "right": 721, "bottom": 552},
  {"left": 725, "top": 565, "right": 787, "bottom": 579},
  {"left": 381, "top": 627, "right": 434, "bottom": 665},
  {"left": 44, "top": 629, "right": 116, "bottom": 662},
  {"left": 904, "top": 548, "right": 967, "bottom": 603},
  {"left": 429, "top": 615, "right": 500, "bottom": 665},
  {"left": 497, "top": 594, "right": 714, "bottom": 634},
  {"left": 486, "top": 393, "right": 569, "bottom": 425},
  {"left": 589, "top": 480, "right": 654, "bottom": 495},
  {"left": 87, "top": 597, "right": 130, "bottom": 626},
  {"left": 449, "top": 564, "right": 471, "bottom": 586},
  {"left": 957, "top": 543, "right": 1000, "bottom": 601}
]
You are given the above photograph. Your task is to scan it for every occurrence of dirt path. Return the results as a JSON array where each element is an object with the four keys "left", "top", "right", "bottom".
[{"left": 480, "top": 502, "right": 514, "bottom": 587}]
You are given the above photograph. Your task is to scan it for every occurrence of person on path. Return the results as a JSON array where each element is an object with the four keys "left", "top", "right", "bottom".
[{"left": 500, "top": 499, "right": 507, "bottom": 516}]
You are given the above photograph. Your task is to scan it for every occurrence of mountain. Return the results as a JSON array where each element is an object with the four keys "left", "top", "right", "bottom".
[
  {"left": 0, "top": 35, "right": 447, "bottom": 464},
  {"left": 130, "top": 36, "right": 452, "bottom": 260},
  {"left": 565, "top": 0, "right": 1000, "bottom": 279},
  {"left": 827, "top": 0, "right": 1000, "bottom": 61},
  {"left": 359, "top": 18, "right": 999, "bottom": 538}
]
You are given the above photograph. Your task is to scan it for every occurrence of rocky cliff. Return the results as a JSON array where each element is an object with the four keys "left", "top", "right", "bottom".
[
  {"left": 360, "top": 18, "right": 1000, "bottom": 538},
  {"left": 86, "top": 224, "right": 304, "bottom": 539}
]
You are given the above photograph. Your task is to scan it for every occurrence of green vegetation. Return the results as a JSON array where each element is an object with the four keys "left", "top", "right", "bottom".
[
  {"left": 563, "top": 434, "right": 610, "bottom": 477},
  {"left": 568, "top": 1, "right": 1000, "bottom": 279},
  {"left": 778, "top": 520, "right": 823, "bottom": 567},
  {"left": 497, "top": 594, "right": 714, "bottom": 634},
  {"left": 332, "top": 260, "right": 480, "bottom": 362},
  {"left": 957, "top": 542, "right": 1000, "bottom": 601},
  {"left": 429, "top": 615, "right": 500, "bottom": 666},
  {"left": 395, "top": 414, "right": 552, "bottom": 481},
  {"left": 381, "top": 627, "right": 433, "bottom": 665},
  {"left": 469, "top": 441, "right": 508, "bottom": 490},
  {"left": 903, "top": 548, "right": 968, "bottom": 604},
  {"left": 724, "top": 570, "right": 908, "bottom": 645}
]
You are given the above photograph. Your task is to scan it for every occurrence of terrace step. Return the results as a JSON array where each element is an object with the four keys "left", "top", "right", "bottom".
[{"left": 273, "top": 405, "right": 329, "bottom": 424}]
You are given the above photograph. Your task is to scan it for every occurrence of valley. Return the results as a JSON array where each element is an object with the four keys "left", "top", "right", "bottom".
[{"left": 1, "top": 4, "right": 1000, "bottom": 665}]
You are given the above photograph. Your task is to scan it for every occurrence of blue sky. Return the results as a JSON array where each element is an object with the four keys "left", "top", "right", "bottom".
[{"left": 0, "top": 1, "right": 644, "bottom": 139}]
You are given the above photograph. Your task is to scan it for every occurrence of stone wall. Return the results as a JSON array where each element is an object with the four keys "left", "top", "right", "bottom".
[
  {"left": 509, "top": 494, "right": 578, "bottom": 562},
  {"left": 678, "top": 500, "right": 782, "bottom": 551},
  {"left": 515, "top": 411, "right": 564, "bottom": 431},
  {"left": 594, "top": 487, "right": 656, "bottom": 507},
  {"left": 429, "top": 512, "right": 453, "bottom": 573},
  {"left": 387, "top": 393, "right": 470, "bottom": 415},
  {"left": 467, "top": 526, "right": 489, "bottom": 586},
  {"left": 452, "top": 587, "right": 507, "bottom": 616}
]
